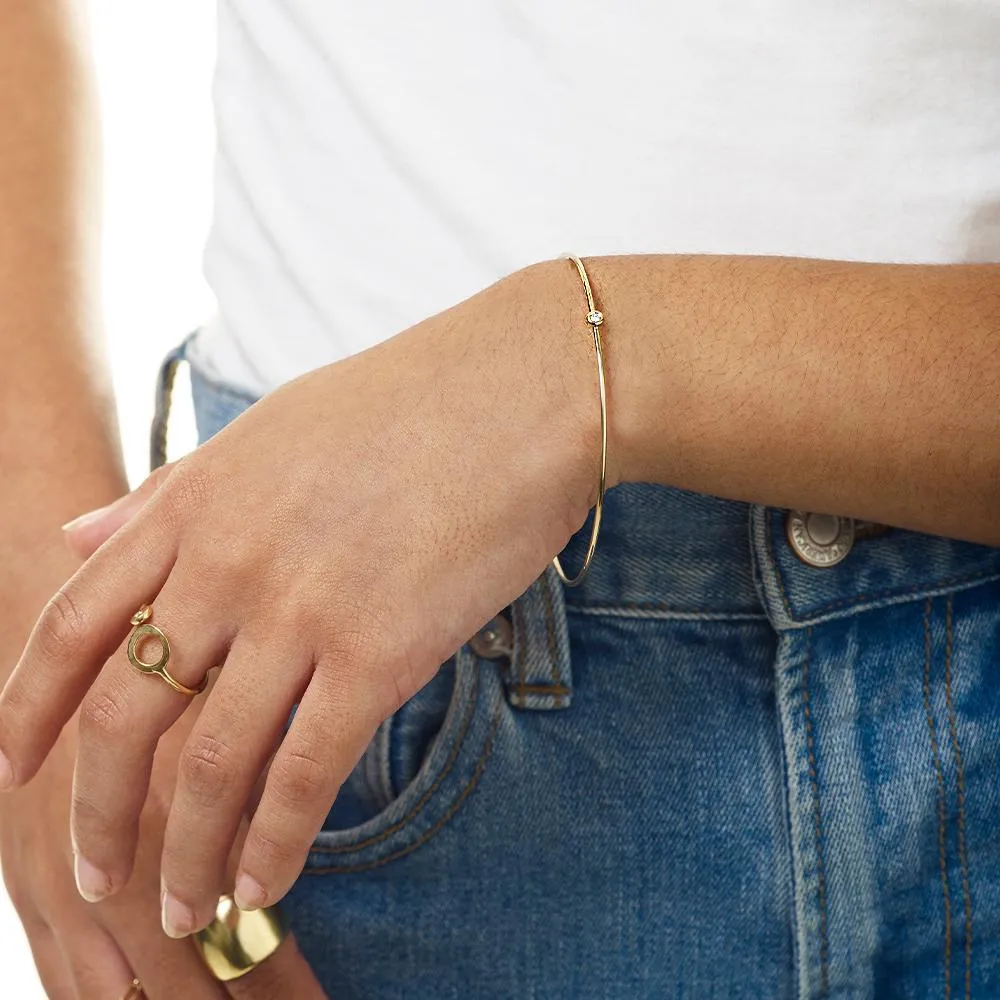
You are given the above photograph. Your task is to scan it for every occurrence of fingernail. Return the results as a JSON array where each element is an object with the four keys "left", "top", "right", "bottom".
[
  {"left": 74, "top": 855, "right": 112, "bottom": 903},
  {"left": 234, "top": 872, "right": 266, "bottom": 911},
  {"left": 0, "top": 750, "right": 13, "bottom": 791},
  {"left": 161, "top": 891, "right": 196, "bottom": 939}
]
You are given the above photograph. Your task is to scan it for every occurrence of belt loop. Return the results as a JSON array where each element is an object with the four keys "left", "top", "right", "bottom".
[
  {"left": 150, "top": 331, "right": 198, "bottom": 472},
  {"left": 507, "top": 566, "right": 573, "bottom": 710}
]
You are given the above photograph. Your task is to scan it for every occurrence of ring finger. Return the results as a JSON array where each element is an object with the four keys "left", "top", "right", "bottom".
[
  {"left": 106, "top": 903, "right": 229, "bottom": 1000},
  {"left": 56, "top": 918, "right": 136, "bottom": 1000},
  {"left": 70, "top": 574, "right": 231, "bottom": 904}
]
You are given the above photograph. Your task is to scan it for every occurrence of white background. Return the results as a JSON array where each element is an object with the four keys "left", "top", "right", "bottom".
[{"left": 0, "top": 2, "right": 216, "bottom": 993}]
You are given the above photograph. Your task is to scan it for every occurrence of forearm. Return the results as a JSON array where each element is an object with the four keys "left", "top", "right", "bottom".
[
  {"left": 0, "top": 2, "right": 125, "bottom": 648},
  {"left": 534, "top": 254, "right": 1000, "bottom": 545}
]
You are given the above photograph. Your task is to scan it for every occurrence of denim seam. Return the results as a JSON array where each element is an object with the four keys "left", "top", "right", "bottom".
[
  {"left": 566, "top": 605, "right": 768, "bottom": 622},
  {"left": 801, "top": 628, "right": 830, "bottom": 998},
  {"left": 765, "top": 511, "right": 796, "bottom": 618},
  {"left": 305, "top": 693, "right": 502, "bottom": 875},
  {"left": 541, "top": 579, "right": 563, "bottom": 707},
  {"left": 923, "top": 598, "right": 953, "bottom": 1000},
  {"left": 944, "top": 595, "right": 973, "bottom": 999},
  {"left": 309, "top": 666, "right": 481, "bottom": 856},
  {"left": 375, "top": 715, "right": 395, "bottom": 806},
  {"left": 777, "top": 678, "right": 801, "bottom": 998}
]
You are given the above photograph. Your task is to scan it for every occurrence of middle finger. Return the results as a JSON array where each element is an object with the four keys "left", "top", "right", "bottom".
[
  {"left": 159, "top": 634, "right": 309, "bottom": 937},
  {"left": 26, "top": 925, "right": 75, "bottom": 1000},
  {"left": 56, "top": 917, "right": 135, "bottom": 1000},
  {"left": 71, "top": 573, "right": 231, "bottom": 904}
]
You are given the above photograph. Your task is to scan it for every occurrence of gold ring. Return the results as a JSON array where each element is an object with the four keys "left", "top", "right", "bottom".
[
  {"left": 193, "top": 895, "right": 288, "bottom": 982},
  {"left": 126, "top": 605, "right": 206, "bottom": 697},
  {"left": 121, "top": 978, "right": 143, "bottom": 1000}
]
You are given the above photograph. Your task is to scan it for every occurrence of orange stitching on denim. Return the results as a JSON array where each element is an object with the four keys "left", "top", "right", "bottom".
[
  {"left": 944, "top": 595, "right": 973, "bottom": 1000},
  {"left": 309, "top": 666, "right": 481, "bottom": 855},
  {"left": 923, "top": 598, "right": 952, "bottom": 1000},
  {"left": 801, "top": 628, "right": 830, "bottom": 997},
  {"left": 540, "top": 579, "right": 563, "bottom": 706},
  {"left": 508, "top": 684, "right": 571, "bottom": 697},
  {"left": 306, "top": 695, "right": 502, "bottom": 875}
]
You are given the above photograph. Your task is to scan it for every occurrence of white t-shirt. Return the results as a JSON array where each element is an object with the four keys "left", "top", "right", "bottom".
[{"left": 191, "top": 1, "right": 1000, "bottom": 396}]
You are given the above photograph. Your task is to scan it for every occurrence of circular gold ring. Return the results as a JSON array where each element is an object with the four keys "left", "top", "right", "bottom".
[
  {"left": 121, "top": 978, "right": 144, "bottom": 1000},
  {"left": 126, "top": 605, "right": 206, "bottom": 697},
  {"left": 193, "top": 895, "right": 288, "bottom": 982}
]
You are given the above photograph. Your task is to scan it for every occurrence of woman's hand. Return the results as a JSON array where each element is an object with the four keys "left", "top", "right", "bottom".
[
  {"left": 0, "top": 261, "right": 601, "bottom": 937},
  {"left": 2, "top": 715, "right": 226, "bottom": 999},
  {"left": 3, "top": 702, "right": 326, "bottom": 999}
]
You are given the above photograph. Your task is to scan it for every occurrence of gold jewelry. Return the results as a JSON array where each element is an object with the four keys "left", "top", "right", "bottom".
[
  {"left": 121, "top": 978, "right": 143, "bottom": 1000},
  {"left": 193, "top": 895, "right": 288, "bottom": 982},
  {"left": 126, "top": 605, "right": 206, "bottom": 697},
  {"left": 552, "top": 255, "right": 609, "bottom": 587}
]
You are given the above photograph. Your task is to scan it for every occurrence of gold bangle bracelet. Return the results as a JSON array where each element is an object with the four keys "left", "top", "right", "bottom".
[{"left": 552, "top": 254, "right": 608, "bottom": 587}]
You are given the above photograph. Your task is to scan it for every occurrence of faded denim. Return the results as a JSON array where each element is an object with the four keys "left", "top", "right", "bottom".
[{"left": 155, "top": 334, "right": 1000, "bottom": 999}]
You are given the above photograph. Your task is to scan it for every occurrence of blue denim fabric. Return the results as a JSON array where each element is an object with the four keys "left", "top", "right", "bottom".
[{"left": 161, "top": 335, "right": 1000, "bottom": 999}]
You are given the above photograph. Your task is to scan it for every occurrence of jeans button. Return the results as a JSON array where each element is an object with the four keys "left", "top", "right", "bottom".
[
  {"left": 786, "top": 511, "right": 855, "bottom": 567},
  {"left": 468, "top": 614, "right": 514, "bottom": 660}
]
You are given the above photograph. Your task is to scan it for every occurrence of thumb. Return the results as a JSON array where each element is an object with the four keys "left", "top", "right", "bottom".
[{"left": 62, "top": 460, "right": 177, "bottom": 560}]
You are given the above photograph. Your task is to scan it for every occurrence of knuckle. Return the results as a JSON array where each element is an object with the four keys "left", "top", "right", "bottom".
[
  {"left": 272, "top": 750, "right": 333, "bottom": 807},
  {"left": 70, "top": 791, "right": 117, "bottom": 850},
  {"left": 180, "top": 733, "right": 238, "bottom": 803},
  {"left": 161, "top": 462, "right": 212, "bottom": 523},
  {"left": 35, "top": 589, "right": 88, "bottom": 663},
  {"left": 245, "top": 824, "right": 301, "bottom": 871},
  {"left": 203, "top": 530, "right": 255, "bottom": 584},
  {"left": 79, "top": 687, "right": 129, "bottom": 742}
]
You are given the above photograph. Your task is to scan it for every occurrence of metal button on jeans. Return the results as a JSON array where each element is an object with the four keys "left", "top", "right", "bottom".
[
  {"left": 786, "top": 511, "right": 855, "bottom": 567},
  {"left": 469, "top": 614, "right": 514, "bottom": 660}
]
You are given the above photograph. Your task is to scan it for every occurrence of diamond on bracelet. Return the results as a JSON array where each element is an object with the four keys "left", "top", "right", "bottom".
[{"left": 587, "top": 310, "right": 604, "bottom": 326}]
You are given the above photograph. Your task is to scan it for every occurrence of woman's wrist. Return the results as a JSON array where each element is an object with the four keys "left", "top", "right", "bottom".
[
  {"left": 514, "top": 256, "right": 665, "bottom": 498},
  {"left": 503, "top": 259, "right": 618, "bottom": 525}
]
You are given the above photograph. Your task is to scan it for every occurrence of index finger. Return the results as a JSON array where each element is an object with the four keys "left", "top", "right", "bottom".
[{"left": 0, "top": 506, "right": 176, "bottom": 788}]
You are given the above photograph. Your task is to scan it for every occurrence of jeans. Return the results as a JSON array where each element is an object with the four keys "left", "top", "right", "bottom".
[{"left": 156, "top": 333, "right": 1000, "bottom": 999}]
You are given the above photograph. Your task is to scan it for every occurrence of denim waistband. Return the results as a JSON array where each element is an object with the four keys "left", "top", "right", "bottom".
[
  {"left": 160, "top": 332, "right": 1000, "bottom": 703},
  {"left": 560, "top": 486, "right": 1000, "bottom": 629}
]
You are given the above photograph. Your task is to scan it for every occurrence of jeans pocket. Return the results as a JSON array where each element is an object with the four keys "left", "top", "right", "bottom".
[
  {"left": 321, "top": 660, "right": 459, "bottom": 831},
  {"left": 302, "top": 645, "right": 505, "bottom": 873}
]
